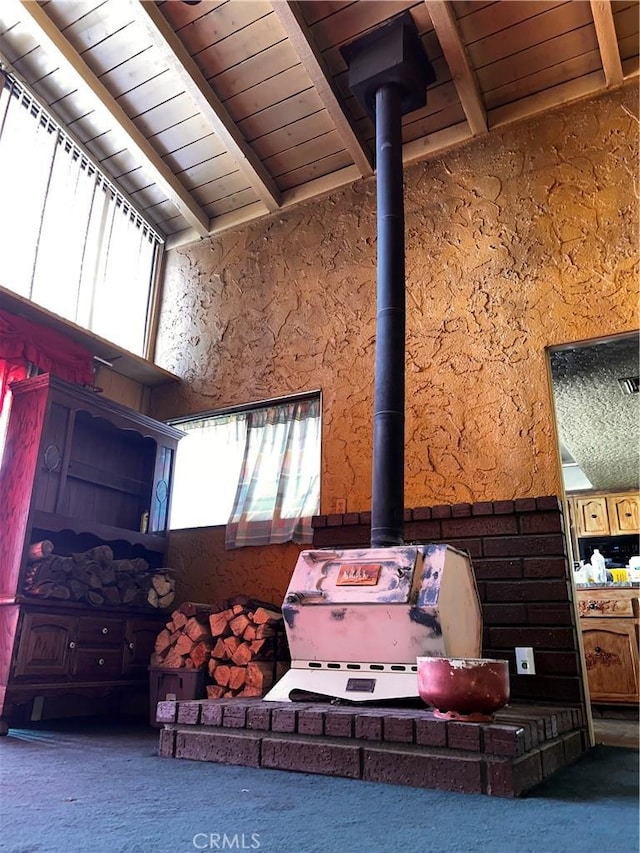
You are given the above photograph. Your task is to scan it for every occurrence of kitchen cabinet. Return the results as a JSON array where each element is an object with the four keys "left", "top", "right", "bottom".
[
  {"left": 569, "top": 491, "right": 640, "bottom": 538},
  {"left": 577, "top": 587, "right": 639, "bottom": 704},
  {"left": 606, "top": 494, "right": 640, "bottom": 536},
  {"left": 0, "top": 374, "right": 183, "bottom": 732}
]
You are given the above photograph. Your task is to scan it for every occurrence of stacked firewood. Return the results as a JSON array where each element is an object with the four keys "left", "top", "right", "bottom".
[
  {"left": 150, "top": 596, "right": 289, "bottom": 698},
  {"left": 23, "top": 541, "right": 175, "bottom": 609}
]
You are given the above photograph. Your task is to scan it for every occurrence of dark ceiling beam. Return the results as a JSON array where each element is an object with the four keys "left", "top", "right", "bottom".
[
  {"left": 423, "top": 0, "right": 487, "bottom": 136},
  {"left": 271, "top": 0, "right": 374, "bottom": 177},
  {"left": 133, "top": 0, "right": 282, "bottom": 213},
  {"left": 590, "top": 0, "right": 624, "bottom": 87}
]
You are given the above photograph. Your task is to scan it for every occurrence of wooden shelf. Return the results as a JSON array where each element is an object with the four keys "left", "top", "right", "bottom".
[
  {"left": 31, "top": 510, "right": 168, "bottom": 553},
  {"left": 0, "top": 285, "right": 179, "bottom": 387}
]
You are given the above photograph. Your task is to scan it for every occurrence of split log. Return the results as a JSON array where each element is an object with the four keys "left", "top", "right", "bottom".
[
  {"left": 229, "top": 614, "right": 251, "bottom": 636},
  {"left": 252, "top": 606, "right": 282, "bottom": 625},
  {"left": 183, "top": 617, "right": 209, "bottom": 644},
  {"left": 228, "top": 666, "right": 246, "bottom": 691},
  {"left": 238, "top": 686, "right": 262, "bottom": 697},
  {"left": 174, "top": 632, "right": 195, "bottom": 657},
  {"left": 215, "top": 665, "right": 231, "bottom": 687},
  {"left": 190, "top": 641, "right": 212, "bottom": 669},
  {"left": 211, "top": 638, "right": 228, "bottom": 660},
  {"left": 28, "top": 540, "right": 54, "bottom": 560},
  {"left": 209, "top": 609, "right": 234, "bottom": 636},
  {"left": 206, "top": 685, "right": 225, "bottom": 699},
  {"left": 223, "top": 636, "right": 241, "bottom": 658}
]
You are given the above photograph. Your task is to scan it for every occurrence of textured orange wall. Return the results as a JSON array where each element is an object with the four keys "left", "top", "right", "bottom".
[{"left": 154, "top": 86, "right": 639, "bottom": 604}]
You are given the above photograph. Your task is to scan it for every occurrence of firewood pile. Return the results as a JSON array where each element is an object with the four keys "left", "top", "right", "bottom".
[
  {"left": 151, "top": 596, "right": 289, "bottom": 699},
  {"left": 23, "top": 540, "right": 175, "bottom": 609}
]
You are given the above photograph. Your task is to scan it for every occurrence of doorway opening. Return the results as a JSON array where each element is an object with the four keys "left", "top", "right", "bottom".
[{"left": 547, "top": 331, "right": 639, "bottom": 745}]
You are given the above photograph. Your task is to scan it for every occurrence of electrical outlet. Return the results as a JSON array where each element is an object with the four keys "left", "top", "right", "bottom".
[
  {"left": 335, "top": 498, "right": 347, "bottom": 513},
  {"left": 515, "top": 647, "right": 536, "bottom": 675}
]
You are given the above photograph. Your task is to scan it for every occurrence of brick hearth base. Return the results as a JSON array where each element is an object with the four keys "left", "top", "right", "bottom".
[{"left": 156, "top": 699, "right": 588, "bottom": 797}]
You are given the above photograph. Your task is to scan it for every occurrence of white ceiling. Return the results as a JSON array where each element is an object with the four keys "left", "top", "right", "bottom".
[{"left": 551, "top": 334, "right": 640, "bottom": 492}]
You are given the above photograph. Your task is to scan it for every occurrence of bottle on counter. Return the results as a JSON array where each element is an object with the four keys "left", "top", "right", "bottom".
[{"left": 591, "top": 548, "right": 607, "bottom": 583}]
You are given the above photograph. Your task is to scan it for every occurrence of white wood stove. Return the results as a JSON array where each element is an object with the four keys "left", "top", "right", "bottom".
[{"left": 264, "top": 543, "right": 482, "bottom": 702}]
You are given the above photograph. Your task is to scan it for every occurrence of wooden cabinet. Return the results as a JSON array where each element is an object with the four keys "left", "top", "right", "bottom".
[
  {"left": 606, "top": 494, "right": 640, "bottom": 536},
  {"left": 0, "top": 374, "right": 183, "bottom": 731},
  {"left": 570, "top": 492, "right": 640, "bottom": 538},
  {"left": 573, "top": 496, "right": 610, "bottom": 538},
  {"left": 577, "top": 588, "right": 639, "bottom": 704}
]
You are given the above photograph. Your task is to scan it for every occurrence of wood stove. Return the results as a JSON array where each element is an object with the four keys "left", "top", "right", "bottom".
[{"left": 264, "top": 543, "right": 482, "bottom": 702}]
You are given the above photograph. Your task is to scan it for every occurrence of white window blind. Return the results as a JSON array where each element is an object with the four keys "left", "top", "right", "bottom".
[{"left": 0, "top": 73, "right": 162, "bottom": 356}]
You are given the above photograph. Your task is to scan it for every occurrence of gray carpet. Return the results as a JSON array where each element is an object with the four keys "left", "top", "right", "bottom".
[{"left": 1, "top": 719, "right": 638, "bottom": 853}]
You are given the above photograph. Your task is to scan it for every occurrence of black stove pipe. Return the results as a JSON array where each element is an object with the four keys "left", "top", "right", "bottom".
[
  {"left": 341, "top": 13, "right": 434, "bottom": 548},
  {"left": 370, "top": 83, "right": 405, "bottom": 548}
]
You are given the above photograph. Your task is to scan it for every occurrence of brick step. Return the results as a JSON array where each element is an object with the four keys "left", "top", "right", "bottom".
[
  {"left": 156, "top": 698, "right": 585, "bottom": 758},
  {"left": 158, "top": 724, "right": 586, "bottom": 797}
]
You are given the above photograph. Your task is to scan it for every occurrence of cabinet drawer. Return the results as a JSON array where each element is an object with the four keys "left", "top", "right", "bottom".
[
  {"left": 70, "top": 649, "right": 123, "bottom": 679},
  {"left": 578, "top": 597, "right": 635, "bottom": 618},
  {"left": 76, "top": 617, "right": 125, "bottom": 647}
]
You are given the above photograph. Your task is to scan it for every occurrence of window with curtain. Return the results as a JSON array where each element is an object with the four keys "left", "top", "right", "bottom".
[
  {"left": 0, "top": 72, "right": 162, "bottom": 356},
  {"left": 169, "top": 395, "right": 321, "bottom": 548}
]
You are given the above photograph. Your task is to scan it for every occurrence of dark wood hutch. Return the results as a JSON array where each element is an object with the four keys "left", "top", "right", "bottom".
[{"left": 0, "top": 374, "right": 183, "bottom": 732}]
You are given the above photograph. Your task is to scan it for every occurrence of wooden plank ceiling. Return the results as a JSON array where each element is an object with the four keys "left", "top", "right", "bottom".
[{"left": 0, "top": 0, "right": 637, "bottom": 248}]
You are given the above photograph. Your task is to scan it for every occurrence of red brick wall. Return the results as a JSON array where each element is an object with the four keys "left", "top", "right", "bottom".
[{"left": 312, "top": 495, "right": 584, "bottom": 707}]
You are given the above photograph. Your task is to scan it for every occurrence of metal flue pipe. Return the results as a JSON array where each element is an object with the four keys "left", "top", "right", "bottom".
[
  {"left": 340, "top": 12, "right": 434, "bottom": 548},
  {"left": 370, "top": 83, "right": 405, "bottom": 548}
]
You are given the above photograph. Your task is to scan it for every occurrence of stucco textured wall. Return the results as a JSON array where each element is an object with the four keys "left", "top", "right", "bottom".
[{"left": 153, "top": 86, "right": 638, "bottom": 604}]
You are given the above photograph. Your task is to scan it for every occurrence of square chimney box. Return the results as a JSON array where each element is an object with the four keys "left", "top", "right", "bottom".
[{"left": 341, "top": 11, "right": 436, "bottom": 121}]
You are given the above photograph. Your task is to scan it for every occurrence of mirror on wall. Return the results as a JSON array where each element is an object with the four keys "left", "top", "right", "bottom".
[{"left": 548, "top": 331, "right": 640, "bottom": 575}]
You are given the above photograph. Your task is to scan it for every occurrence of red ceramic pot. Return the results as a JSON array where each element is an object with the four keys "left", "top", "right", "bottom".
[{"left": 416, "top": 657, "right": 510, "bottom": 719}]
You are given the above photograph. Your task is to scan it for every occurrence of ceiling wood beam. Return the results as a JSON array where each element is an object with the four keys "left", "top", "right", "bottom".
[
  {"left": 15, "top": 0, "right": 210, "bottom": 237},
  {"left": 133, "top": 0, "right": 282, "bottom": 213},
  {"left": 590, "top": 0, "right": 624, "bottom": 87},
  {"left": 424, "top": 0, "right": 487, "bottom": 136},
  {"left": 271, "top": 0, "right": 374, "bottom": 177}
]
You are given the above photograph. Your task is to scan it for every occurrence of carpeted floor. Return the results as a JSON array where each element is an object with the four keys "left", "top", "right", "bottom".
[{"left": 1, "top": 718, "right": 638, "bottom": 853}]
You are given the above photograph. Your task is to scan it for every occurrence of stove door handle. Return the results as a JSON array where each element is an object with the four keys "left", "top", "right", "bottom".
[{"left": 286, "top": 590, "right": 326, "bottom": 604}]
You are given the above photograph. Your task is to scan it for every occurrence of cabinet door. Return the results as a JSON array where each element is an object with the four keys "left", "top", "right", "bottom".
[
  {"left": 122, "top": 618, "right": 160, "bottom": 674},
  {"left": 581, "top": 620, "right": 639, "bottom": 703},
  {"left": 606, "top": 494, "right": 640, "bottom": 536},
  {"left": 574, "top": 497, "right": 610, "bottom": 537},
  {"left": 14, "top": 613, "right": 75, "bottom": 678}
]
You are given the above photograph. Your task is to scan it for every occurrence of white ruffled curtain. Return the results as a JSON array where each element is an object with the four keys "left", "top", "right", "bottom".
[{"left": 225, "top": 398, "right": 321, "bottom": 549}]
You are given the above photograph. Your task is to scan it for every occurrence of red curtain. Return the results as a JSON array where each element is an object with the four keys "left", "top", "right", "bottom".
[{"left": 0, "top": 310, "right": 94, "bottom": 409}]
